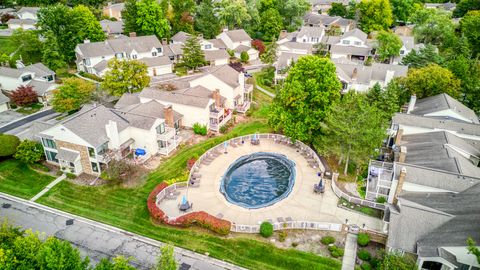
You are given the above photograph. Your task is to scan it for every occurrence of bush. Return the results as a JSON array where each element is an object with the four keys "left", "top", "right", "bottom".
[
  {"left": 321, "top": 236, "right": 336, "bottom": 245},
  {"left": 66, "top": 173, "right": 76, "bottom": 179},
  {"left": 361, "top": 262, "right": 372, "bottom": 270},
  {"left": 14, "top": 140, "right": 44, "bottom": 164},
  {"left": 0, "top": 134, "right": 20, "bottom": 157},
  {"left": 358, "top": 249, "right": 372, "bottom": 261},
  {"left": 376, "top": 196, "right": 387, "bottom": 203},
  {"left": 79, "top": 71, "right": 103, "bottom": 82},
  {"left": 328, "top": 246, "right": 344, "bottom": 258},
  {"left": 278, "top": 230, "right": 287, "bottom": 242},
  {"left": 251, "top": 39, "right": 266, "bottom": 55},
  {"left": 240, "top": 51, "right": 249, "bottom": 63},
  {"left": 10, "top": 85, "right": 38, "bottom": 106},
  {"left": 192, "top": 123, "right": 207, "bottom": 135},
  {"left": 291, "top": 242, "right": 299, "bottom": 247},
  {"left": 29, "top": 162, "right": 50, "bottom": 172},
  {"left": 358, "top": 233, "right": 370, "bottom": 247},
  {"left": 55, "top": 170, "right": 64, "bottom": 176},
  {"left": 102, "top": 159, "right": 139, "bottom": 182},
  {"left": 259, "top": 222, "right": 273, "bottom": 238}
]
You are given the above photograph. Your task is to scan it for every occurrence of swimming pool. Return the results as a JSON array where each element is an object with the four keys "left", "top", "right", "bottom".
[{"left": 220, "top": 152, "right": 296, "bottom": 209}]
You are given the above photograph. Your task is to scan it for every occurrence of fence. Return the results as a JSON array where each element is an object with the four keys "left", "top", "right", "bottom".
[
  {"left": 155, "top": 182, "right": 188, "bottom": 205},
  {"left": 231, "top": 221, "right": 342, "bottom": 233},
  {"left": 331, "top": 173, "right": 387, "bottom": 210}
]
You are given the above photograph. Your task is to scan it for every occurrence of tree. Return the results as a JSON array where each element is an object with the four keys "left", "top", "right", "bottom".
[
  {"left": 155, "top": 245, "right": 177, "bottom": 270},
  {"left": 277, "top": 0, "right": 310, "bottom": 31},
  {"left": 378, "top": 251, "right": 417, "bottom": 270},
  {"left": 404, "top": 64, "right": 461, "bottom": 99},
  {"left": 10, "top": 85, "right": 38, "bottom": 106},
  {"left": 460, "top": 11, "right": 480, "bottom": 57},
  {"left": 170, "top": 0, "right": 195, "bottom": 34},
  {"left": 251, "top": 39, "right": 266, "bottom": 55},
  {"left": 269, "top": 56, "right": 341, "bottom": 143},
  {"left": 412, "top": 8, "right": 455, "bottom": 48},
  {"left": 260, "top": 40, "right": 278, "bottom": 64},
  {"left": 70, "top": 5, "right": 105, "bottom": 42},
  {"left": 0, "top": 134, "right": 20, "bottom": 157},
  {"left": 14, "top": 140, "right": 44, "bottom": 164},
  {"left": 135, "top": 0, "right": 170, "bottom": 38},
  {"left": 317, "top": 92, "right": 387, "bottom": 175},
  {"left": 240, "top": 51, "right": 250, "bottom": 63},
  {"left": 376, "top": 30, "right": 402, "bottom": 62},
  {"left": 42, "top": 31, "right": 67, "bottom": 71},
  {"left": 217, "top": 0, "right": 251, "bottom": 30},
  {"left": 453, "top": 0, "right": 480, "bottom": 18},
  {"left": 11, "top": 29, "right": 42, "bottom": 64},
  {"left": 467, "top": 237, "right": 480, "bottom": 264},
  {"left": 52, "top": 78, "right": 95, "bottom": 113},
  {"left": 195, "top": 0, "right": 221, "bottom": 39},
  {"left": 401, "top": 44, "right": 444, "bottom": 68},
  {"left": 259, "top": 8, "right": 283, "bottom": 41},
  {"left": 101, "top": 59, "right": 150, "bottom": 97},
  {"left": 447, "top": 56, "right": 480, "bottom": 114},
  {"left": 122, "top": 0, "right": 138, "bottom": 34},
  {"left": 390, "top": 0, "right": 417, "bottom": 23},
  {"left": 0, "top": 13, "right": 14, "bottom": 24},
  {"left": 328, "top": 3, "right": 347, "bottom": 17},
  {"left": 358, "top": 0, "right": 393, "bottom": 33},
  {"left": 181, "top": 35, "right": 205, "bottom": 70},
  {"left": 95, "top": 256, "right": 136, "bottom": 270}
]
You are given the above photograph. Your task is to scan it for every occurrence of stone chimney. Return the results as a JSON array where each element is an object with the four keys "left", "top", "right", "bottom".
[
  {"left": 393, "top": 167, "right": 407, "bottom": 205},
  {"left": 164, "top": 105, "right": 174, "bottom": 128},
  {"left": 129, "top": 32, "right": 136, "bottom": 38},
  {"left": 352, "top": 68, "right": 358, "bottom": 81},
  {"left": 279, "top": 30, "right": 288, "bottom": 39},
  {"left": 161, "top": 38, "right": 168, "bottom": 45},
  {"left": 406, "top": 94, "right": 416, "bottom": 114},
  {"left": 398, "top": 146, "right": 407, "bottom": 163},
  {"left": 212, "top": 89, "right": 221, "bottom": 107},
  {"left": 84, "top": 39, "right": 90, "bottom": 44},
  {"left": 394, "top": 129, "right": 403, "bottom": 145}
]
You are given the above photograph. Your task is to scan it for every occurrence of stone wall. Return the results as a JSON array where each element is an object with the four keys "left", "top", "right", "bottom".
[{"left": 56, "top": 140, "right": 94, "bottom": 175}]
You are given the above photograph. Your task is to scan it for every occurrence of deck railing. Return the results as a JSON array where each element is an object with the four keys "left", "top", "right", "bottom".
[
  {"left": 231, "top": 221, "right": 342, "bottom": 233},
  {"left": 331, "top": 173, "right": 387, "bottom": 210}
]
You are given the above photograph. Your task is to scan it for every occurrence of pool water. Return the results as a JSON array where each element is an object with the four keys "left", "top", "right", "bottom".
[{"left": 220, "top": 152, "right": 296, "bottom": 209}]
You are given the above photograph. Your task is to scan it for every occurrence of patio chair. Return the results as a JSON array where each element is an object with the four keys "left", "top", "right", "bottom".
[
  {"left": 190, "top": 181, "right": 200, "bottom": 187},
  {"left": 230, "top": 140, "right": 238, "bottom": 148}
]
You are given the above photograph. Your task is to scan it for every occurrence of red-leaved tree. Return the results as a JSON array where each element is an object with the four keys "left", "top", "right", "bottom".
[
  {"left": 251, "top": 39, "right": 266, "bottom": 55},
  {"left": 0, "top": 14, "right": 14, "bottom": 24},
  {"left": 10, "top": 86, "right": 38, "bottom": 106}
]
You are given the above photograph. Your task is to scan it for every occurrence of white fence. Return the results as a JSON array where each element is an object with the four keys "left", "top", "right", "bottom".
[
  {"left": 331, "top": 173, "right": 387, "bottom": 210},
  {"left": 155, "top": 182, "right": 188, "bottom": 205},
  {"left": 231, "top": 221, "right": 342, "bottom": 233}
]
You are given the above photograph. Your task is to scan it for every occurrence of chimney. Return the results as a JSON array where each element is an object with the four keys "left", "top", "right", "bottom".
[
  {"left": 161, "top": 38, "right": 168, "bottom": 45},
  {"left": 84, "top": 39, "right": 90, "bottom": 44},
  {"left": 398, "top": 146, "right": 407, "bottom": 163},
  {"left": 385, "top": 70, "right": 395, "bottom": 85},
  {"left": 393, "top": 167, "right": 407, "bottom": 205},
  {"left": 279, "top": 30, "right": 287, "bottom": 39},
  {"left": 394, "top": 129, "right": 403, "bottom": 145},
  {"left": 129, "top": 32, "right": 136, "bottom": 38},
  {"left": 352, "top": 68, "right": 358, "bottom": 81},
  {"left": 406, "top": 94, "right": 416, "bottom": 114},
  {"left": 212, "top": 89, "right": 221, "bottom": 108},
  {"left": 105, "top": 120, "right": 120, "bottom": 150},
  {"left": 164, "top": 105, "right": 174, "bottom": 128}
]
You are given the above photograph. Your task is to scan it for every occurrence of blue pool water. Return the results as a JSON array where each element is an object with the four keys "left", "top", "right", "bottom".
[{"left": 220, "top": 152, "right": 296, "bottom": 209}]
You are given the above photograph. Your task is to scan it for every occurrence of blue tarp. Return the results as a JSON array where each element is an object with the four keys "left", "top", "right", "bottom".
[{"left": 135, "top": 148, "right": 146, "bottom": 156}]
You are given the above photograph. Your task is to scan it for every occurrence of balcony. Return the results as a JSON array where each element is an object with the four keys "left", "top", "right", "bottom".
[
  {"left": 158, "top": 140, "right": 178, "bottom": 156},
  {"left": 245, "top": 83, "right": 253, "bottom": 93},
  {"left": 236, "top": 101, "right": 251, "bottom": 114},
  {"left": 157, "top": 126, "right": 176, "bottom": 141},
  {"left": 210, "top": 110, "right": 232, "bottom": 131}
]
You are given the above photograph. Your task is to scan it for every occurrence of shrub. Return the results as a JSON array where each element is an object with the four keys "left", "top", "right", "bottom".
[
  {"left": 358, "top": 249, "right": 372, "bottom": 261},
  {"left": 173, "top": 211, "right": 231, "bottom": 235},
  {"left": 251, "top": 39, "right": 266, "bottom": 55},
  {"left": 358, "top": 233, "right": 370, "bottom": 247},
  {"left": 291, "top": 242, "right": 299, "bottom": 247},
  {"left": 227, "top": 49, "right": 234, "bottom": 57},
  {"left": 79, "top": 71, "right": 103, "bottom": 82},
  {"left": 66, "top": 173, "right": 76, "bottom": 179},
  {"left": 192, "top": 123, "right": 207, "bottom": 135},
  {"left": 147, "top": 182, "right": 169, "bottom": 221},
  {"left": 328, "top": 246, "right": 344, "bottom": 258},
  {"left": 0, "top": 134, "right": 20, "bottom": 157},
  {"left": 55, "top": 170, "right": 63, "bottom": 176},
  {"left": 10, "top": 85, "right": 38, "bottom": 106},
  {"left": 240, "top": 51, "right": 249, "bottom": 63},
  {"left": 361, "top": 262, "right": 372, "bottom": 270},
  {"left": 376, "top": 196, "right": 387, "bottom": 203},
  {"left": 321, "top": 236, "right": 336, "bottom": 245},
  {"left": 187, "top": 158, "right": 196, "bottom": 170},
  {"left": 219, "top": 125, "right": 228, "bottom": 134},
  {"left": 102, "top": 159, "right": 138, "bottom": 182},
  {"left": 259, "top": 222, "right": 273, "bottom": 238},
  {"left": 14, "top": 140, "right": 44, "bottom": 164},
  {"left": 278, "top": 230, "right": 287, "bottom": 242}
]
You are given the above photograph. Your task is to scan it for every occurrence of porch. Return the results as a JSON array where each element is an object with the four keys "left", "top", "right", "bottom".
[
  {"left": 366, "top": 160, "right": 394, "bottom": 201},
  {"left": 209, "top": 109, "right": 232, "bottom": 132}
]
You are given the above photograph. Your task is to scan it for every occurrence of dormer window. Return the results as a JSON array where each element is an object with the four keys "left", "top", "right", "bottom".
[
  {"left": 83, "top": 58, "right": 91, "bottom": 65},
  {"left": 157, "top": 47, "right": 163, "bottom": 53},
  {"left": 354, "top": 41, "right": 361, "bottom": 46},
  {"left": 21, "top": 74, "right": 32, "bottom": 82},
  {"left": 156, "top": 123, "right": 165, "bottom": 134},
  {"left": 115, "top": 53, "right": 123, "bottom": 59},
  {"left": 311, "top": 37, "right": 319, "bottom": 43},
  {"left": 400, "top": 50, "right": 405, "bottom": 55},
  {"left": 205, "top": 44, "right": 212, "bottom": 49},
  {"left": 152, "top": 51, "right": 158, "bottom": 57},
  {"left": 131, "top": 54, "right": 137, "bottom": 59},
  {"left": 342, "top": 40, "right": 350, "bottom": 45}
]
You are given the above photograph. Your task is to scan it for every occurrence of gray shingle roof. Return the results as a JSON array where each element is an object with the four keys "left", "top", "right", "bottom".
[
  {"left": 140, "top": 86, "right": 212, "bottom": 108},
  {"left": 399, "top": 35, "right": 415, "bottom": 51},
  {"left": 117, "top": 99, "right": 183, "bottom": 122},
  {"left": 57, "top": 148, "right": 80, "bottom": 162},
  {"left": 27, "top": 80, "right": 56, "bottom": 96},
  {"left": 0, "top": 92, "right": 9, "bottom": 104},
  {"left": 234, "top": 44, "right": 251, "bottom": 53},
  {"left": 77, "top": 35, "right": 162, "bottom": 58},
  {"left": 17, "top": 7, "right": 40, "bottom": 15},
  {"left": 333, "top": 59, "right": 408, "bottom": 84},
  {"left": 6, "top": 19, "right": 36, "bottom": 25},
  {"left": 93, "top": 60, "right": 108, "bottom": 73},
  {"left": 392, "top": 113, "right": 480, "bottom": 137},
  {"left": 204, "top": 50, "right": 230, "bottom": 61},
  {"left": 140, "top": 56, "right": 172, "bottom": 67},
  {"left": 279, "top": 41, "right": 313, "bottom": 51},
  {"left": 114, "top": 93, "right": 140, "bottom": 109},
  {"left": 203, "top": 65, "right": 240, "bottom": 88},
  {"left": 297, "top": 26, "right": 324, "bottom": 39},
  {"left": 341, "top": 28, "right": 368, "bottom": 42},
  {"left": 207, "top": 39, "right": 227, "bottom": 49},
  {"left": 171, "top": 31, "right": 191, "bottom": 43},
  {"left": 100, "top": 20, "right": 124, "bottom": 34},
  {"left": 330, "top": 45, "right": 371, "bottom": 56},
  {"left": 223, "top": 29, "right": 252, "bottom": 42},
  {"left": 23, "top": 63, "right": 55, "bottom": 78},
  {"left": 0, "top": 67, "right": 31, "bottom": 78},
  {"left": 276, "top": 53, "right": 305, "bottom": 70}
]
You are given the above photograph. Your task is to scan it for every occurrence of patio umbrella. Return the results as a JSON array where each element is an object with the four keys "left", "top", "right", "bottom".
[
  {"left": 253, "top": 133, "right": 257, "bottom": 140},
  {"left": 224, "top": 141, "right": 228, "bottom": 153},
  {"left": 182, "top": 195, "right": 187, "bottom": 205}
]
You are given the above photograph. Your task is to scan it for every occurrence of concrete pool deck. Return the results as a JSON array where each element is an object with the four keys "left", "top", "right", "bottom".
[{"left": 158, "top": 139, "right": 384, "bottom": 232}]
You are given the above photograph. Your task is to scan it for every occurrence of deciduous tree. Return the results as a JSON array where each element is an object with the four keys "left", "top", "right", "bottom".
[
  {"left": 277, "top": 0, "right": 310, "bottom": 31},
  {"left": 390, "top": 0, "right": 417, "bottom": 24},
  {"left": 52, "top": 78, "right": 95, "bottom": 113},
  {"left": 155, "top": 245, "right": 177, "bottom": 270},
  {"left": 0, "top": 134, "right": 20, "bottom": 157},
  {"left": 260, "top": 40, "right": 278, "bottom": 64},
  {"left": 376, "top": 30, "right": 402, "bottom": 62},
  {"left": 194, "top": 0, "right": 221, "bottom": 39},
  {"left": 412, "top": 8, "right": 455, "bottom": 48},
  {"left": 460, "top": 11, "right": 480, "bottom": 57},
  {"left": 240, "top": 51, "right": 250, "bottom": 63},
  {"left": 14, "top": 140, "right": 44, "bottom": 164},
  {"left": 101, "top": 59, "right": 150, "bottom": 96},
  {"left": 135, "top": 0, "right": 170, "bottom": 38},
  {"left": 358, "top": 0, "right": 393, "bottom": 33},
  {"left": 401, "top": 44, "right": 444, "bottom": 68},
  {"left": 269, "top": 56, "right": 341, "bottom": 143},
  {"left": 10, "top": 85, "right": 38, "bottom": 106},
  {"left": 11, "top": 29, "right": 43, "bottom": 64},
  {"left": 453, "top": 0, "right": 480, "bottom": 18},
  {"left": 217, "top": 0, "right": 251, "bottom": 30},
  {"left": 328, "top": 3, "right": 347, "bottom": 17},
  {"left": 259, "top": 8, "right": 283, "bottom": 41},
  {"left": 169, "top": 0, "right": 195, "bottom": 34},
  {"left": 404, "top": 64, "right": 461, "bottom": 99}
]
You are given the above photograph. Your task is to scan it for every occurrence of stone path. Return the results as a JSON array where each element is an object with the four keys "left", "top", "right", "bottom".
[
  {"left": 341, "top": 227, "right": 359, "bottom": 270},
  {"left": 30, "top": 174, "right": 66, "bottom": 202},
  {"left": 255, "top": 85, "right": 275, "bottom": 98},
  {"left": 0, "top": 192, "right": 246, "bottom": 270}
]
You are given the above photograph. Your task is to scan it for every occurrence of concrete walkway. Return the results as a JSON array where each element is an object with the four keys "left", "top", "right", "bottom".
[
  {"left": 255, "top": 85, "right": 275, "bottom": 98},
  {"left": 30, "top": 174, "right": 66, "bottom": 202},
  {"left": 341, "top": 227, "right": 359, "bottom": 270},
  {"left": 0, "top": 193, "right": 246, "bottom": 270}
]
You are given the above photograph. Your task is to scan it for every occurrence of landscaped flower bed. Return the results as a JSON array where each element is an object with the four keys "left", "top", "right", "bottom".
[{"left": 147, "top": 183, "right": 231, "bottom": 235}]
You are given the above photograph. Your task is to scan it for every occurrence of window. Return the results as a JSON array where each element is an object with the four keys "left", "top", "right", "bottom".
[
  {"left": 46, "top": 75, "right": 54, "bottom": 82},
  {"left": 69, "top": 162, "right": 75, "bottom": 167},
  {"left": 158, "top": 140, "right": 167, "bottom": 148},
  {"left": 342, "top": 40, "right": 350, "bottom": 45},
  {"left": 91, "top": 162, "right": 99, "bottom": 172},
  {"left": 157, "top": 47, "right": 163, "bottom": 53},
  {"left": 400, "top": 50, "right": 405, "bottom": 55},
  {"left": 88, "top": 147, "right": 95, "bottom": 158},
  {"left": 83, "top": 58, "right": 91, "bottom": 65},
  {"left": 21, "top": 74, "right": 32, "bottom": 82},
  {"left": 303, "top": 39, "right": 307, "bottom": 42},
  {"left": 152, "top": 51, "right": 158, "bottom": 57},
  {"left": 311, "top": 37, "right": 319, "bottom": 43},
  {"left": 45, "top": 150, "right": 58, "bottom": 163},
  {"left": 97, "top": 142, "right": 108, "bottom": 155},
  {"left": 156, "top": 123, "right": 165, "bottom": 134},
  {"left": 42, "top": 138, "right": 56, "bottom": 149},
  {"left": 115, "top": 53, "right": 123, "bottom": 59},
  {"left": 210, "top": 103, "right": 216, "bottom": 111},
  {"left": 205, "top": 44, "right": 212, "bottom": 49},
  {"left": 354, "top": 41, "right": 361, "bottom": 46},
  {"left": 174, "top": 120, "right": 180, "bottom": 130},
  {"left": 131, "top": 54, "right": 137, "bottom": 59}
]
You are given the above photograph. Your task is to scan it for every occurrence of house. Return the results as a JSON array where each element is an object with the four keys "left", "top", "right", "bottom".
[
  {"left": 308, "top": 0, "right": 354, "bottom": 13},
  {"left": 17, "top": 7, "right": 39, "bottom": 20},
  {"left": 0, "top": 62, "right": 57, "bottom": 103},
  {"left": 274, "top": 53, "right": 306, "bottom": 81},
  {"left": 138, "top": 65, "right": 253, "bottom": 132},
  {"left": 103, "top": 2, "right": 125, "bottom": 21},
  {"left": 99, "top": 20, "right": 124, "bottom": 36},
  {"left": 303, "top": 13, "right": 356, "bottom": 33},
  {"left": 0, "top": 92, "right": 10, "bottom": 112},
  {"left": 6, "top": 19, "right": 36, "bottom": 30},
  {"left": 75, "top": 35, "right": 173, "bottom": 77},
  {"left": 393, "top": 35, "right": 425, "bottom": 64},
  {"left": 39, "top": 103, "right": 181, "bottom": 175},
  {"left": 216, "top": 29, "right": 259, "bottom": 60},
  {"left": 278, "top": 26, "right": 325, "bottom": 45},
  {"left": 327, "top": 28, "right": 373, "bottom": 62},
  {"left": 333, "top": 58, "right": 408, "bottom": 92},
  {"left": 424, "top": 2, "right": 456, "bottom": 11}
]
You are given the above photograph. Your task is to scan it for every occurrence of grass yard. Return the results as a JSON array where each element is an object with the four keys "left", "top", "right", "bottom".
[
  {"left": 0, "top": 159, "right": 55, "bottom": 200},
  {"left": 16, "top": 103, "right": 44, "bottom": 115},
  {"left": 253, "top": 70, "right": 276, "bottom": 95},
  {"left": 0, "top": 36, "right": 16, "bottom": 56},
  {"left": 37, "top": 91, "right": 341, "bottom": 270}
]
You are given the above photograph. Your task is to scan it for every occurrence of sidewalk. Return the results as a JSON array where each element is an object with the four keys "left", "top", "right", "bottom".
[
  {"left": 255, "top": 85, "right": 275, "bottom": 98},
  {"left": 342, "top": 228, "right": 359, "bottom": 270},
  {"left": 30, "top": 174, "right": 66, "bottom": 202}
]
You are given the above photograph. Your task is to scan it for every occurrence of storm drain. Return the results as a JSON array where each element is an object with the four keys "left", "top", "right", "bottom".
[
  {"left": 66, "top": 219, "right": 74, "bottom": 226},
  {"left": 2, "top": 203, "right": 11, "bottom": 209}
]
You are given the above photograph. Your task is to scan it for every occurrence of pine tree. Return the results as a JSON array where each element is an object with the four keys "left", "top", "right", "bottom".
[{"left": 181, "top": 35, "right": 205, "bottom": 71}]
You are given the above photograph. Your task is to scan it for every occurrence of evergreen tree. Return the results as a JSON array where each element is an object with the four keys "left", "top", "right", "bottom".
[
  {"left": 181, "top": 35, "right": 206, "bottom": 70},
  {"left": 195, "top": 0, "right": 221, "bottom": 39}
]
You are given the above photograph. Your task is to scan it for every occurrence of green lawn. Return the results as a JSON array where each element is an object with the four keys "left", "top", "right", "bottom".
[
  {"left": 0, "top": 36, "right": 16, "bottom": 56},
  {"left": 16, "top": 103, "right": 44, "bottom": 115},
  {"left": 253, "top": 70, "right": 276, "bottom": 95},
  {"left": 36, "top": 91, "right": 341, "bottom": 270},
  {"left": 0, "top": 159, "right": 55, "bottom": 199}
]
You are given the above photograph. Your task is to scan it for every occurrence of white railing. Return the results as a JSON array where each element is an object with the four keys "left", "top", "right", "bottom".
[
  {"left": 231, "top": 221, "right": 342, "bottom": 233},
  {"left": 155, "top": 181, "right": 188, "bottom": 205},
  {"left": 157, "top": 126, "right": 176, "bottom": 141},
  {"left": 332, "top": 173, "right": 387, "bottom": 210},
  {"left": 210, "top": 112, "right": 232, "bottom": 131}
]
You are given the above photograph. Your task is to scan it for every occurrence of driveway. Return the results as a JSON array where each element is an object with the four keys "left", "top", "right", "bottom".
[
  {"left": 0, "top": 193, "right": 245, "bottom": 270},
  {"left": 0, "top": 110, "right": 24, "bottom": 126}
]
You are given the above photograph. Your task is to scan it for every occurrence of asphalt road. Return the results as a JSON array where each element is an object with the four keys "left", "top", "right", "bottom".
[
  {"left": 0, "top": 193, "right": 245, "bottom": 270},
  {"left": 0, "top": 108, "right": 57, "bottom": 133}
]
